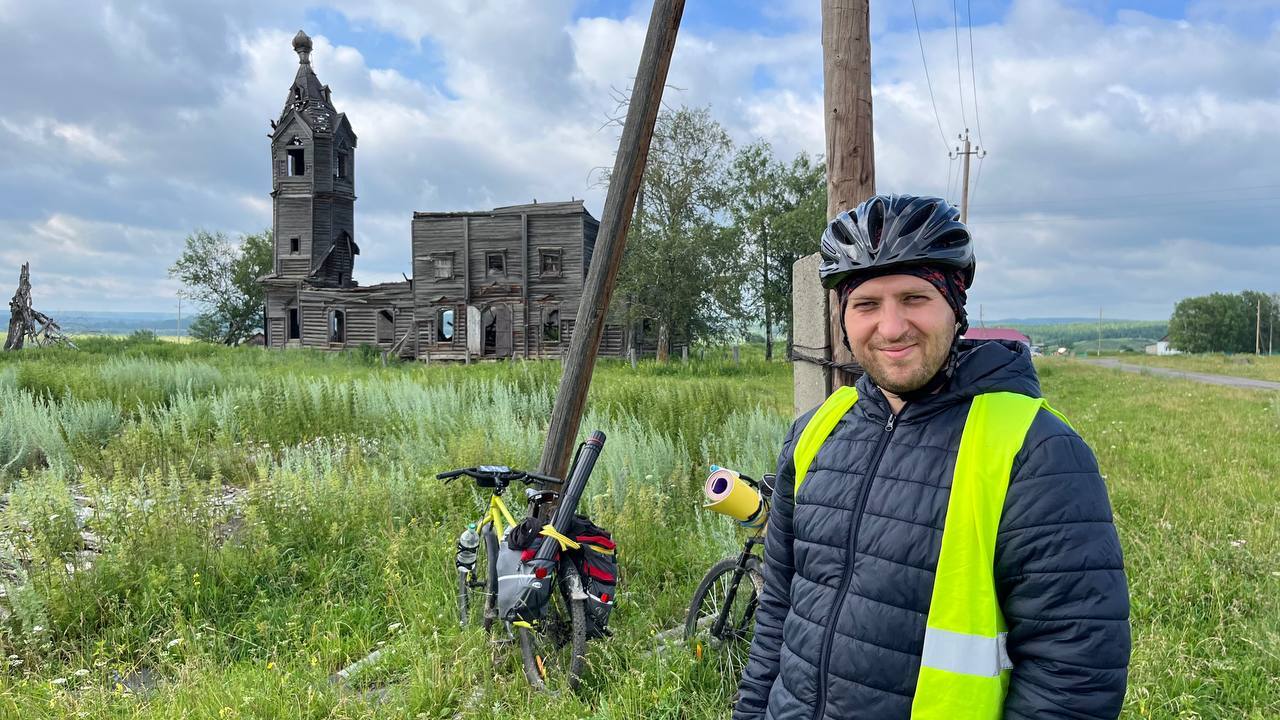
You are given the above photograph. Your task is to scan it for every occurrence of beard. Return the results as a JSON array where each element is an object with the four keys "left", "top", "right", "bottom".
[{"left": 853, "top": 329, "right": 954, "bottom": 396}]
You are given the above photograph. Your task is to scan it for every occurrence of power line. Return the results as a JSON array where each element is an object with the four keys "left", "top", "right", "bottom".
[
  {"left": 952, "top": 0, "right": 969, "bottom": 130},
  {"left": 911, "top": 0, "right": 952, "bottom": 153},
  {"left": 943, "top": 155, "right": 956, "bottom": 202},
  {"left": 966, "top": 0, "right": 984, "bottom": 148},
  {"left": 970, "top": 153, "right": 985, "bottom": 208}
]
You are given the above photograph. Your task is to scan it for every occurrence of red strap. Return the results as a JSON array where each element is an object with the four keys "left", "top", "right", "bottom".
[
  {"left": 584, "top": 564, "right": 615, "bottom": 583},
  {"left": 576, "top": 535, "right": 616, "bottom": 550}
]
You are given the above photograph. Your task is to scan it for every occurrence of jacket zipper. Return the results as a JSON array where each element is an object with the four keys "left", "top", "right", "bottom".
[{"left": 811, "top": 407, "right": 900, "bottom": 720}]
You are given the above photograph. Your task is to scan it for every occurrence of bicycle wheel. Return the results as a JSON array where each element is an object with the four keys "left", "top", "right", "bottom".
[
  {"left": 481, "top": 530, "right": 499, "bottom": 633},
  {"left": 685, "top": 555, "right": 764, "bottom": 679},
  {"left": 518, "top": 561, "right": 588, "bottom": 694},
  {"left": 456, "top": 566, "right": 472, "bottom": 628},
  {"left": 457, "top": 528, "right": 500, "bottom": 631}
]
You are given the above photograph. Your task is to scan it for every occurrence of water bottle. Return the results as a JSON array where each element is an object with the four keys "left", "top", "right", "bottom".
[{"left": 456, "top": 524, "right": 479, "bottom": 571}]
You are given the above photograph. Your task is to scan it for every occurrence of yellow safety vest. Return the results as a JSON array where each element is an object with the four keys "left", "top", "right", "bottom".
[{"left": 792, "top": 386, "right": 1068, "bottom": 720}]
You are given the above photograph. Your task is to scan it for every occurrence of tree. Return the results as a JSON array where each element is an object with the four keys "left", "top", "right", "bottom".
[
  {"left": 1168, "top": 290, "right": 1278, "bottom": 353},
  {"left": 765, "top": 152, "right": 826, "bottom": 357},
  {"left": 726, "top": 144, "right": 828, "bottom": 361},
  {"left": 616, "top": 106, "right": 741, "bottom": 359},
  {"left": 169, "top": 229, "right": 273, "bottom": 345},
  {"left": 727, "top": 141, "right": 783, "bottom": 359}
]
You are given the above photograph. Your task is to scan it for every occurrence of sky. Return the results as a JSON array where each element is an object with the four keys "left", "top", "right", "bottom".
[{"left": 1, "top": 0, "right": 1277, "bottom": 321}]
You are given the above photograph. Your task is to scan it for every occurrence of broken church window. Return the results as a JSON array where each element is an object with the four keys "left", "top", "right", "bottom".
[
  {"left": 433, "top": 253, "right": 453, "bottom": 279},
  {"left": 437, "top": 309, "right": 454, "bottom": 342},
  {"left": 287, "top": 148, "right": 306, "bottom": 176},
  {"left": 543, "top": 309, "right": 560, "bottom": 343},
  {"left": 486, "top": 251, "right": 505, "bottom": 276},
  {"left": 329, "top": 309, "right": 345, "bottom": 343},
  {"left": 539, "top": 249, "right": 562, "bottom": 277}
]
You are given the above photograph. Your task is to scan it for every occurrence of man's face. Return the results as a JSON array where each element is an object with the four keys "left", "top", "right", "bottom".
[{"left": 843, "top": 274, "right": 957, "bottom": 396}]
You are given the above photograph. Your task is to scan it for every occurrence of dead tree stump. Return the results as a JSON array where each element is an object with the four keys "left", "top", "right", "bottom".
[{"left": 5, "top": 263, "right": 76, "bottom": 350}]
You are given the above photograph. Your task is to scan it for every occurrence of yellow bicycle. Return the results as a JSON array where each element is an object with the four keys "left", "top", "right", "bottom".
[
  {"left": 440, "top": 465, "right": 561, "bottom": 631},
  {"left": 437, "top": 430, "right": 609, "bottom": 693}
]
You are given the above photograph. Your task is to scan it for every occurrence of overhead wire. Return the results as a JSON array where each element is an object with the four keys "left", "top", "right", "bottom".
[
  {"left": 911, "top": 0, "right": 953, "bottom": 154},
  {"left": 945, "top": 155, "right": 957, "bottom": 203},
  {"left": 966, "top": 0, "right": 984, "bottom": 148},
  {"left": 970, "top": 154, "right": 985, "bottom": 208},
  {"left": 952, "top": 0, "right": 969, "bottom": 131}
]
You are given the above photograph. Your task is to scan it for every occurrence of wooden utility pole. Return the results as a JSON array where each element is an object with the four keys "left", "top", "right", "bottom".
[
  {"left": 823, "top": 0, "right": 875, "bottom": 390},
  {"left": 1097, "top": 306, "right": 1103, "bottom": 357},
  {"left": 538, "top": 0, "right": 685, "bottom": 479},
  {"left": 1256, "top": 297, "right": 1262, "bottom": 355},
  {"left": 953, "top": 129, "right": 984, "bottom": 223}
]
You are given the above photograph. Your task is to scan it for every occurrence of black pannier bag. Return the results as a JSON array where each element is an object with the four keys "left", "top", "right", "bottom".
[{"left": 568, "top": 514, "right": 617, "bottom": 638}]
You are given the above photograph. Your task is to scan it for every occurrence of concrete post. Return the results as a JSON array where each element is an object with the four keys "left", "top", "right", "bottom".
[{"left": 792, "top": 253, "right": 831, "bottom": 417}]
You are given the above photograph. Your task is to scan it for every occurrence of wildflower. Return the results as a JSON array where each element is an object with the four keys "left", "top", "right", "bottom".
[
  {"left": 50, "top": 677, "right": 67, "bottom": 686},
  {"left": 1230, "top": 539, "right": 1247, "bottom": 548},
  {"left": 266, "top": 661, "right": 275, "bottom": 670},
  {"left": 166, "top": 638, "right": 183, "bottom": 649},
  {"left": 73, "top": 669, "right": 90, "bottom": 677}
]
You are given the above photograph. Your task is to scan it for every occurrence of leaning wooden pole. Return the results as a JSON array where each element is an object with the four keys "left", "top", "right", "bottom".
[
  {"left": 823, "top": 0, "right": 875, "bottom": 389},
  {"left": 538, "top": 0, "right": 686, "bottom": 479}
]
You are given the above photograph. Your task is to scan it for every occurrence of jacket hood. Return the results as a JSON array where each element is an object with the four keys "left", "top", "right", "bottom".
[{"left": 854, "top": 339, "right": 1040, "bottom": 420}]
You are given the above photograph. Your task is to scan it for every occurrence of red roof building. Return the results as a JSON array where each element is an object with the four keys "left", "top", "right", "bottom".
[{"left": 960, "top": 327, "right": 1031, "bottom": 346}]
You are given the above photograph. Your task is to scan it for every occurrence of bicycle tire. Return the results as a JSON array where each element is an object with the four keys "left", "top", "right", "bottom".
[
  {"left": 456, "top": 566, "right": 471, "bottom": 628},
  {"left": 685, "top": 555, "right": 764, "bottom": 679},
  {"left": 517, "top": 561, "right": 588, "bottom": 694},
  {"left": 482, "top": 529, "right": 500, "bottom": 633}
]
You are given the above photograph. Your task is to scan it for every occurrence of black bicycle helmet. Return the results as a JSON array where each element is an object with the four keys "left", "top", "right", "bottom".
[{"left": 818, "top": 194, "right": 975, "bottom": 291}]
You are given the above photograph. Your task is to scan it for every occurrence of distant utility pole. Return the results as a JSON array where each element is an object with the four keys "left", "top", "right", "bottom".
[
  {"left": 1256, "top": 297, "right": 1262, "bottom": 355},
  {"left": 177, "top": 297, "right": 181, "bottom": 338},
  {"left": 823, "top": 0, "right": 875, "bottom": 390},
  {"left": 952, "top": 128, "right": 985, "bottom": 223},
  {"left": 1097, "top": 306, "right": 1103, "bottom": 356}
]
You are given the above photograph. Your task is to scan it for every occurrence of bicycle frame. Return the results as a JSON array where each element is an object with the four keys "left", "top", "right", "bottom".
[
  {"left": 709, "top": 528, "right": 766, "bottom": 639},
  {"left": 478, "top": 491, "right": 519, "bottom": 539}
]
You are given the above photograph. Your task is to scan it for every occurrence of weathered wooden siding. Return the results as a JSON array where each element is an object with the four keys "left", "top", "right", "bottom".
[
  {"left": 276, "top": 195, "right": 313, "bottom": 277},
  {"left": 311, "top": 136, "right": 332, "bottom": 194},
  {"left": 468, "top": 214, "right": 523, "bottom": 292}
]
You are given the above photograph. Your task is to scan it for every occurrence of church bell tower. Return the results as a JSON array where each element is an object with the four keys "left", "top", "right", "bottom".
[{"left": 269, "top": 30, "right": 359, "bottom": 288}]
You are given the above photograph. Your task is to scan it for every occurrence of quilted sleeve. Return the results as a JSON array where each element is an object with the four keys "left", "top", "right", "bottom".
[
  {"left": 996, "top": 408, "right": 1131, "bottom": 719},
  {"left": 733, "top": 413, "right": 807, "bottom": 719}
]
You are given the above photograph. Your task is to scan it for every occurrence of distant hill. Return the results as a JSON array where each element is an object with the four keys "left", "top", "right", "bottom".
[
  {"left": 988, "top": 317, "right": 1104, "bottom": 326},
  {"left": 43, "top": 310, "right": 192, "bottom": 336},
  {"left": 993, "top": 320, "right": 1168, "bottom": 349}
]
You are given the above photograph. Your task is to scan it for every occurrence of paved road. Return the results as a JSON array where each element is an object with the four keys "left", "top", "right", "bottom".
[{"left": 1081, "top": 358, "right": 1280, "bottom": 391}]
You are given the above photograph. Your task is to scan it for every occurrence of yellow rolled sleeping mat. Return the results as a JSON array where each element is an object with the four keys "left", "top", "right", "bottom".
[{"left": 702, "top": 465, "right": 768, "bottom": 530}]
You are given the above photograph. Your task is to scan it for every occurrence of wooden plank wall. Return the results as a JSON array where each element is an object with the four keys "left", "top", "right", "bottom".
[{"left": 276, "top": 195, "right": 313, "bottom": 277}]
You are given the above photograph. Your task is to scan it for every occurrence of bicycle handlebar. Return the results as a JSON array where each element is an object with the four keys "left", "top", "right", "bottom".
[{"left": 435, "top": 466, "right": 563, "bottom": 487}]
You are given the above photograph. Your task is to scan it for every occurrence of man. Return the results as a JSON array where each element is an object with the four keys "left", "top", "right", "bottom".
[{"left": 735, "top": 195, "right": 1129, "bottom": 720}]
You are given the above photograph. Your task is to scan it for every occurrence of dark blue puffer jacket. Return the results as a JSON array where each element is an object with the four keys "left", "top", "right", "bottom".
[{"left": 735, "top": 340, "right": 1130, "bottom": 720}]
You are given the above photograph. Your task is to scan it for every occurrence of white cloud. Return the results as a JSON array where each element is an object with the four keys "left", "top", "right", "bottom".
[{"left": 0, "top": 0, "right": 1276, "bottom": 320}]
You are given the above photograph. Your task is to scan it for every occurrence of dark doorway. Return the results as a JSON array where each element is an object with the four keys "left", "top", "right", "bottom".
[
  {"left": 377, "top": 310, "right": 394, "bottom": 344},
  {"left": 481, "top": 304, "right": 512, "bottom": 357}
]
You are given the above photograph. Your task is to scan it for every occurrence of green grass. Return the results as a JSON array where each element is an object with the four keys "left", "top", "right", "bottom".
[
  {"left": 1115, "top": 353, "right": 1280, "bottom": 383},
  {"left": 0, "top": 338, "right": 1276, "bottom": 718}
]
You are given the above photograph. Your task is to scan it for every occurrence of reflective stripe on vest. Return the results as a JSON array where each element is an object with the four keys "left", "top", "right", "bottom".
[{"left": 791, "top": 390, "right": 1064, "bottom": 719}]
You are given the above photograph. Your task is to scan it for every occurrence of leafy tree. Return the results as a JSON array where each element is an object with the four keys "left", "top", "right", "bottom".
[
  {"left": 169, "top": 229, "right": 273, "bottom": 345},
  {"left": 726, "top": 144, "right": 827, "bottom": 361},
  {"left": 616, "top": 106, "right": 740, "bottom": 359},
  {"left": 1168, "top": 290, "right": 1278, "bottom": 353}
]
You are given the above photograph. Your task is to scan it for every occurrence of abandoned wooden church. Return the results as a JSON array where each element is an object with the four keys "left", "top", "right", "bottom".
[{"left": 259, "top": 31, "right": 626, "bottom": 360}]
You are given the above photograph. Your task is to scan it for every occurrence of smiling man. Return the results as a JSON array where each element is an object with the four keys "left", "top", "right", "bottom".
[{"left": 734, "top": 195, "right": 1130, "bottom": 720}]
